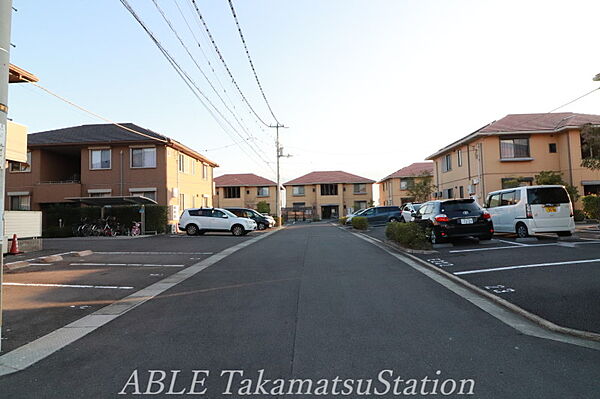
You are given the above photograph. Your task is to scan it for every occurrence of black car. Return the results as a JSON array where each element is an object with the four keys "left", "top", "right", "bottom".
[
  {"left": 413, "top": 199, "right": 494, "bottom": 243},
  {"left": 360, "top": 206, "right": 402, "bottom": 225},
  {"left": 224, "top": 207, "right": 271, "bottom": 230}
]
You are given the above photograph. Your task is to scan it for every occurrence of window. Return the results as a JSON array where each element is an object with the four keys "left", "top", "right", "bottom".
[
  {"left": 292, "top": 186, "right": 305, "bottom": 196},
  {"left": 501, "top": 177, "right": 533, "bottom": 189},
  {"left": 292, "top": 202, "right": 305, "bottom": 208},
  {"left": 500, "top": 137, "right": 530, "bottom": 159},
  {"left": 179, "top": 193, "right": 185, "bottom": 209},
  {"left": 202, "top": 164, "right": 208, "bottom": 180},
  {"left": 549, "top": 143, "right": 557, "bottom": 153},
  {"left": 457, "top": 149, "right": 463, "bottom": 167},
  {"left": 487, "top": 193, "right": 501, "bottom": 208},
  {"left": 527, "top": 187, "right": 570, "bottom": 205},
  {"left": 354, "top": 201, "right": 367, "bottom": 210},
  {"left": 10, "top": 151, "right": 31, "bottom": 172},
  {"left": 89, "top": 192, "right": 111, "bottom": 198},
  {"left": 131, "top": 147, "right": 156, "bottom": 168},
  {"left": 442, "top": 154, "right": 452, "bottom": 172},
  {"left": 257, "top": 187, "right": 269, "bottom": 197},
  {"left": 9, "top": 195, "right": 31, "bottom": 210},
  {"left": 212, "top": 210, "right": 226, "bottom": 218},
  {"left": 202, "top": 196, "right": 208, "bottom": 207},
  {"left": 90, "top": 149, "right": 111, "bottom": 169},
  {"left": 500, "top": 191, "right": 519, "bottom": 206},
  {"left": 321, "top": 184, "right": 338, "bottom": 196},
  {"left": 178, "top": 154, "right": 185, "bottom": 172},
  {"left": 354, "top": 183, "right": 366, "bottom": 194},
  {"left": 443, "top": 188, "right": 454, "bottom": 199},
  {"left": 132, "top": 191, "right": 156, "bottom": 201},
  {"left": 400, "top": 178, "right": 414, "bottom": 190},
  {"left": 459, "top": 186, "right": 464, "bottom": 198},
  {"left": 224, "top": 187, "right": 241, "bottom": 198}
]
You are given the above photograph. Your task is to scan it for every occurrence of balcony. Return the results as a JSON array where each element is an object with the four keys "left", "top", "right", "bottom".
[{"left": 34, "top": 181, "right": 82, "bottom": 204}]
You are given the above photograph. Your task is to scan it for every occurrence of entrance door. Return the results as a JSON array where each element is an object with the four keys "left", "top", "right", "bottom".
[{"left": 321, "top": 205, "right": 339, "bottom": 219}]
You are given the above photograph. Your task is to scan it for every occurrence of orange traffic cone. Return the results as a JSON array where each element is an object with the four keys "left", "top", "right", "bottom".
[{"left": 9, "top": 234, "right": 21, "bottom": 255}]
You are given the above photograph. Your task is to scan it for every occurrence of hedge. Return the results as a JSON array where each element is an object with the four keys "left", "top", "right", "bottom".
[
  {"left": 385, "top": 222, "right": 432, "bottom": 250},
  {"left": 351, "top": 216, "right": 368, "bottom": 230},
  {"left": 582, "top": 195, "right": 600, "bottom": 220}
]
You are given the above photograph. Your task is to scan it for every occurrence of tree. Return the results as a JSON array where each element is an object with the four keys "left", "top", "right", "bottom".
[
  {"left": 256, "top": 201, "right": 270, "bottom": 214},
  {"left": 580, "top": 123, "right": 600, "bottom": 170},
  {"left": 534, "top": 170, "right": 580, "bottom": 203},
  {"left": 407, "top": 174, "right": 434, "bottom": 202}
]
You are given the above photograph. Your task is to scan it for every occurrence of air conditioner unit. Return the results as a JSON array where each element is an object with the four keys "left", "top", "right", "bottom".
[
  {"left": 472, "top": 178, "right": 479, "bottom": 185},
  {"left": 169, "top": 205, "right": 180, "bottom": 220},
  {"left": 467, "top": 184, "right": 476, "bottom": 195}
]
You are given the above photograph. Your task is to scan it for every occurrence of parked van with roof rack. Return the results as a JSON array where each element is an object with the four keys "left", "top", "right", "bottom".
[{"left": 484, "top": 185, "right": 575, "bottom": 238}]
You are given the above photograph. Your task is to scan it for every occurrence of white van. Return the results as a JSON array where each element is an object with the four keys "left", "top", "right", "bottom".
[{"left": 484, "top": 185, "right": 575, "bottom": 238}]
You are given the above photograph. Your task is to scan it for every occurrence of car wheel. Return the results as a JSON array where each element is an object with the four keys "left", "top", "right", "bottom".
[
  {"left": 257, "top": 222, "right": 266, "bottom": 230},
  {"left": 399, "top": 217, "right": 406, "bottom": 223},
  {"left": 389, "top": 217, "right": 399, "bottom": 223},
  {"left": 186, "top": 224, "right": 199, "bottom": 236},
  {"left": 557, "top": 231, "right": 572, "bottom": 237},
  {"left": 231, "top": 225, "right": 245, "bottom": 236},
  {"left": 516, "top": 223, "right": 528, "bottom": 238}
]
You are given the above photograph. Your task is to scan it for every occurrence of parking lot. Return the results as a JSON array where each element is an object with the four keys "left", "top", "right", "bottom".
[
  {"left": 364, "top": 225, "right": 600, "bottom": 334},
  {"left": 1, "top": 230, "right": 269, "bottom": 353}
]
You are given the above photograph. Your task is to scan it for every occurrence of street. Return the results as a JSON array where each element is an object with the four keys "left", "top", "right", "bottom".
[{"left": 0, "top": 223, "right": 599, "bottom": 398}]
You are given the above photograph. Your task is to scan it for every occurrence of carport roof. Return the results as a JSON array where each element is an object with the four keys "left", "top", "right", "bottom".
[{"left": 65, "top": 196, "right": 157, "bottom": 206}]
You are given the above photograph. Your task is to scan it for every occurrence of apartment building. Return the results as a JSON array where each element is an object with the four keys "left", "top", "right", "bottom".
[
  {"left": 213, "top": 173, "right": 277, "bottom": 212},
  {"left": 378, "top": 162, "right": 433, "bottom": 206},
  {"left": 284, "top": 171, "right": 375, "bottom": 219},
  {"left": 5, "top": 123, "right": 218, "bottom": 226},
  {"left": 427, "top": 112, "right": 600, "bottom": 205}
]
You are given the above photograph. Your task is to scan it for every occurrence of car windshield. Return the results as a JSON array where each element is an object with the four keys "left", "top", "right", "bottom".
[
  {"left": 527, "top": 187, "right": 570, "bottom": 205},
  {"left": 221, "top": 209, "right": 237, "bottom": 218},
  {"left": 412, "top": 204, "right": 422, "bottom": 212},
  {"left": 440, "top": 199, "right": 482, "bottom": 216}
]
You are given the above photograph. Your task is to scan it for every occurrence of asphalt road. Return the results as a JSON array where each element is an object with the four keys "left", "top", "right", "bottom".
[{"left": 0, "top": 224, "right": 599, "bottom": 398}]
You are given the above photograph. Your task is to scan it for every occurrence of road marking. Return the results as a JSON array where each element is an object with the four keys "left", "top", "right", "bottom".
[
  {"left": 496, "top": 239, "right": 530, "bottom": 246},
  {"left": 2, "top": 282, "right": 134, "bottom": 290},
  {"left": 0, "top": 226, "right": 284, "bottom": 376},
  {"left": 94, "top": 251, "right": 213, "bottom": 255},
  {"left": 484, "top": 284, "right": 516, "bottom": 294},
  {"left": 454, "top": 258, "right": 600, "bottom": 275},
  {"left": 70, "top": 263, "right": 185, "bottom": 268},
  {"left": 427, "top": 258, "right": 454, "bottom": 267},
  {"left": 449, "top": 243, "right": 556, "bottom": 253}
]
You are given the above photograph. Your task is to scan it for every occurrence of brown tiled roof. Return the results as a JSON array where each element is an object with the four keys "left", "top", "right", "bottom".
[
  {"left": 379, "top": 162, "right": 433, "bottom": 182},
  {"left": 284, "top": 171, "right": 375, "bottom": 185},
  {"left": 215, "top": 173, "right": 276, "bottom": 187},
  {"left": 427, "top": 112, "right": 600, "bottom": 159}
]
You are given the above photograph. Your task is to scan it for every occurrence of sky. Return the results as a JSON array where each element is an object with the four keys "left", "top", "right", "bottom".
[{"left": 7, "top": 0, "right": 600, "bottom": 194}]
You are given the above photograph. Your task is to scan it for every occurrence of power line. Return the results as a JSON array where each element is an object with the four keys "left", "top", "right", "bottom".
[
  {"left": 119, "top": 0, "right": 275, "bottom": 173},
  {"left": 547, "top": 86, "right": 600, "bottom": 113},
  {"left": 189, "top": 0, "right": 274, "bottom": 127},
  {"left": 227, "top": 0, "right": 281, "bottom": 125}
]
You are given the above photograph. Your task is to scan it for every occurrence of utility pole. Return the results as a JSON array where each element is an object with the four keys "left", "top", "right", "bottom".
[
  {"left": 270, "top": 124, "right": 289, "bottom": 226},
  {"left": 0, "top": 0, "right": 13, "bottom": 352}
]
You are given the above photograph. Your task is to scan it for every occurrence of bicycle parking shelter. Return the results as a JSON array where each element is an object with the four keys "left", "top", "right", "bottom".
[{"left": 65, "top": 195, "right": 157, "bottom": 235}]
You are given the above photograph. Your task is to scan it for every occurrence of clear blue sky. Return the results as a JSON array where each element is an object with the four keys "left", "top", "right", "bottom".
[{"left": 7, "top": 0, "right": 600, "bottom": 188}]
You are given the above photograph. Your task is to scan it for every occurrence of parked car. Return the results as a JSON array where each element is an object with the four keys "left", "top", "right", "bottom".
[
  {"left": 360, "top": 206, "right": 402, "bottom": 225},
  {"left": 400, "top": 203, "right": 422, "bottom": 222},
  {"left": 178, "top": 208, "right": 257, "bottom": 236},
  {"left": 484, "top": 185, "right": 575, "bottom": 238},
  {"left": 225, "top": 207, "right": 273, "bottom": 230},
  {"left": 261, "top": 213, "right": 277, "bottom": 227},
  {"left": 413, "top": 199, "right": 493, "bottom": 244},
  {"left": 345, "top": 207, "right": 369, "bottom": 224}
]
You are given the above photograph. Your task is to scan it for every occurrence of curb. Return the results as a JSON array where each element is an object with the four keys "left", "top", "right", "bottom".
[
  {"left": 39, "top": 255, "right": 63, "bottom": 263},
  {"left": 382, "top": 239, "right": 437, "bottom": 255},
  {"left": 379, "top": 239, "right": 600, "bottom": 343},
  {"left": 4, "top": 261, "right": 30, "bottom": 271},
  {"left": 73, "top": 250, "right": 93, "bottom": 257}
]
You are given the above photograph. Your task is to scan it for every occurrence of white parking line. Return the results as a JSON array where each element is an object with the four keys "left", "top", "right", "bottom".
[
  {"left": 496, "top": 239, "right": 530, "bottom": 246},
  {"left": 93, "top": 251, "right": 213, "bottom": 255},
  {"left": 454, "top": 258, "right": 600, "bottom": 275},
  {"left": 449, "top": 243, "right": 556, "bottom": 253},
  {"left": 2, "top": 282, "right": 134, "bottom": 290},
  {"left": 70, "top": 263, "right": 185, "bottom": 267}
]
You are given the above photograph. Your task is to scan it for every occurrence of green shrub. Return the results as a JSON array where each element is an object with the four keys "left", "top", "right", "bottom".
[
  {"left": 385, "top": 222, "right": 432, "bottom": 250},
  {"left": 582, "top": 195, "right": 600, "bottom": 220},
  {"left": 573, "top": 209, "right": 586, "bottom": 222},
  {"left": 339, "top": 216, "right": 348, "bottom": 225},
  {"left": 256, "top": 201, "right": 270, "bottom": 214},
  {"left": 351, "top": 216, "right": 368, "bottom": 230}
]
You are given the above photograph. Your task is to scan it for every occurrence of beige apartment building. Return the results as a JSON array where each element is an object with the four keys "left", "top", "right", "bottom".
[
  {"left": 5, "top": 123, "right": 218, "bottom": 227},
  {"left": 427, "top": 112, "right": 600, "bottom": 206},
  {"left": 213, "top": 173, "right": 277, "bottom": 212},
  {"left": 378, "top": 162, "right": 433, "bottom": 206},
  {"left": 284, "top": 171, "right": 375, "bottom": 219}
]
